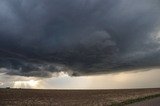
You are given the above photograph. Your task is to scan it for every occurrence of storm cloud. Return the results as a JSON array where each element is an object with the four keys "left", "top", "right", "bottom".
[{"left": 0, "top": 0, "right": 160, "bottom": 77}]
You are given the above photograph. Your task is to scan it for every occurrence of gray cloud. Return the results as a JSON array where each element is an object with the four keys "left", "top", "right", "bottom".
[{"left": 0, "top": 0, "right": 160, "bottom": 77}]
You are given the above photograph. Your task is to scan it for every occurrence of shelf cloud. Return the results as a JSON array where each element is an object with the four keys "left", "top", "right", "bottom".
[{"left": 0, "top": 0, "right": 160, "bottom": 77}]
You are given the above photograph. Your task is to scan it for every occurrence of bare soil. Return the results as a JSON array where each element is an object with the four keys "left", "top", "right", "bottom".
[
  {"left": 127, "top": 97, "right": 160, "bottom": 106},
  {"left": 0, "top": 88, "right": 160, "bottom": 106}
]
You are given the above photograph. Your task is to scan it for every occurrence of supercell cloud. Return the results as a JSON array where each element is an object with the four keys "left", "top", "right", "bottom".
[{"left": 0, "top": 0, "right": 160, "bottom": 77}]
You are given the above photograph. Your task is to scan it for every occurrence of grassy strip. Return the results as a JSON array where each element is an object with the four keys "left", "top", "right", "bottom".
[{"left": 110, "top": 93, "right": 160, "bottom": 106}]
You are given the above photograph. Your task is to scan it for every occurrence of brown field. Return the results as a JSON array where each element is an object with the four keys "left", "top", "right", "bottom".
[{"left": 0, "top": 88, "right": 160, "bottom": 106}]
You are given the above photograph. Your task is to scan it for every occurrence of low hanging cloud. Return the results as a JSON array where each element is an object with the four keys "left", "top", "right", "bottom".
[{"left": 0, "top": 0, "right": 160, "bottom": 77}]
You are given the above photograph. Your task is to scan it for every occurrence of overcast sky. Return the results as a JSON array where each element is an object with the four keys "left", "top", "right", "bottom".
[
  {"left": 0, "top": 0, "right": 160, "bottom": 88},
  {"left": 0, "top": 69, "right": 160, "bottom": 89}
]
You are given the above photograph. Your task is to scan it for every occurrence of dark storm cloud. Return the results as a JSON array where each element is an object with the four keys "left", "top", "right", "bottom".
[{"left": 0, "top": 0, "right": 160, "bottom": 77}]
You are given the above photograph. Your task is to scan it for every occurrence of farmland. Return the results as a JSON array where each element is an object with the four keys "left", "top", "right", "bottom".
[{"left": 0, "top": 88, "right": 160, "bottom": 106}]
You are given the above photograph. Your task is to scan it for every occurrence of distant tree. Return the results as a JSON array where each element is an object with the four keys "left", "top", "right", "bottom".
[{"left": 6, "top": 87, "right": 10, "bottom": 89}]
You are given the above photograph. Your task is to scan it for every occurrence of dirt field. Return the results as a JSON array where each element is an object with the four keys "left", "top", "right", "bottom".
[
  {"left": 0, "top": 88, "right": 160, "bottom": 106},
  {"left": 127, "top": 97, "right": 160, "bottom": 106}
]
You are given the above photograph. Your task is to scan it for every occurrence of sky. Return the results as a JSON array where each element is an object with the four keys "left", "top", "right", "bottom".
[
  {"left": 0, "top": 0, "right": 160, "bottom": 89},
  {"left": 0, "top": 69, "right": 160, "bottom": 89}
]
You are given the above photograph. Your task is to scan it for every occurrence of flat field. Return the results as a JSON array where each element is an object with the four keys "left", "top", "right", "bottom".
[{"left": 0, "top": 88, "right": 160, "bottom": 106}]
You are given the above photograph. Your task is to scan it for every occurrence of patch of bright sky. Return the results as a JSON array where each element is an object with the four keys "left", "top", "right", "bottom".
[{"left": 0, "top": 69, "right": 160, "bottom": 89}]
